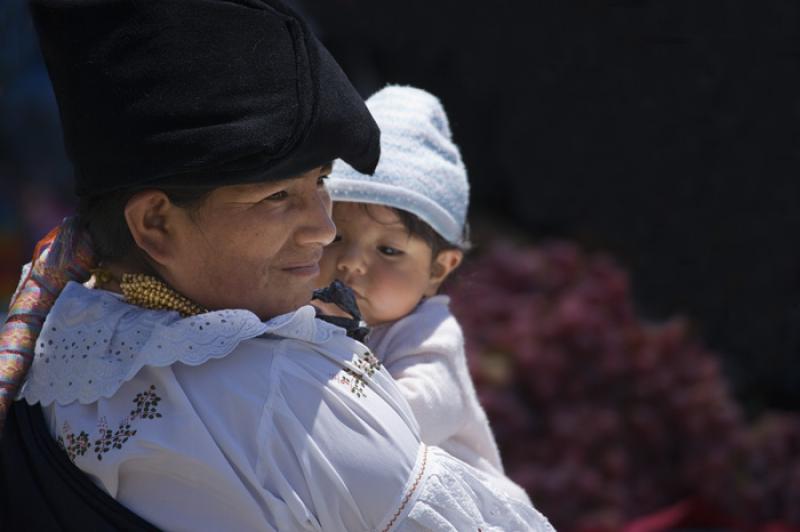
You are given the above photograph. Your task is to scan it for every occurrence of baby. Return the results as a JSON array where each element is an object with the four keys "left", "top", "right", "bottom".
[{"left": 318, "top": 85, "right": 529, "bottom": 502}]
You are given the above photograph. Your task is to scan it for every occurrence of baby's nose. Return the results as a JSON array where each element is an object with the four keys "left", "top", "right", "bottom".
[{"left": 337, "top": 248, "right": 367, "bottom": 276}]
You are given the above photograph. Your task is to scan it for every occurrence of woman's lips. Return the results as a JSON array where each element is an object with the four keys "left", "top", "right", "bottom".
[
  {"left": 282, "top": 250, "right": 323, "bottom": 277},
  {"left": 282, "top": 262, "right": 321, "bottom": 277}
]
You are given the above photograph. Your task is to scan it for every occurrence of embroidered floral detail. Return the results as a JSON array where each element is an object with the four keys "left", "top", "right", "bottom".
[
  {"left": 130, "top": 385, "right": 163, "bottom": 420},
  {"left": 57, "top": 384, "right": 163, "bottom": 462},
  {"left": 335, "top": 351, "right": 381, "bottom": 398},
  {"left": 56, "top": 422, "right": 90, "bottom": 461}
]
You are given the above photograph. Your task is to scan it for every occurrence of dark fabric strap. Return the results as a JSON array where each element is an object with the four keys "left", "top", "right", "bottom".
[
  {"left": 313, "top": 280, "right": 370, "bottom": 342},
  {"left": 0, "top": 401, "right": 160, "bottom": 532}
]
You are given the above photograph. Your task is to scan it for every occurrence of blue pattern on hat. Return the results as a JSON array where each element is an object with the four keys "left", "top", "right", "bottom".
[{"left": 327, "top": 86, "right": 469, "bottom": 245}]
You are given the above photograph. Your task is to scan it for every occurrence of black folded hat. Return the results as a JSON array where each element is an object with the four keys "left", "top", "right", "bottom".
[{"left": 30, "top": 0, "right": 380, "bottom": 198}]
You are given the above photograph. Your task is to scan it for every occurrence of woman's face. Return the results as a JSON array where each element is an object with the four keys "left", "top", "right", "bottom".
[{"left": 160, "top": 165, "right": 335, "bottom": 320}]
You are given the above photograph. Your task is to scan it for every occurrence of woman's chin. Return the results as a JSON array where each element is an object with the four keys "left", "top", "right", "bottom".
[{"left": 254, "top": 289, "right": 316, "bottom": 321}]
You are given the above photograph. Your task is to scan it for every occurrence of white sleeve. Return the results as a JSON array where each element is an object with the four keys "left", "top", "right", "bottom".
[{"left": 254, "top": 338, "right": 421, "bottom": 532}]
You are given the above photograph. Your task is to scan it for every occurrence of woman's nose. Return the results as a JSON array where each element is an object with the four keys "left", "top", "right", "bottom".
[{"left": 297, "top": 187, "right": 336, "bottom": 247}]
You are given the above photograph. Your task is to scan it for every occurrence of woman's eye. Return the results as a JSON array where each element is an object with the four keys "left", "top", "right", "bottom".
[
  {"left": 264, "top": 190, "right": 289, "bottom": 202},
  {"left": 378, "top": 246, "right": 403, "bottom": 256}
]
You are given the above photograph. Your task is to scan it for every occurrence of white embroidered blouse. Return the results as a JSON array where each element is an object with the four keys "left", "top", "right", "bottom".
[{"left": 18, "top": 282, "right": 555, "bottom": 531}]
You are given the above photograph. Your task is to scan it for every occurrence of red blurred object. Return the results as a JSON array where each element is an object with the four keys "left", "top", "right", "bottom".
[
  {"left": 624, "top": 498, "right": 800, "bottom": 532},
  {"left": 0, "top": 233, "right": 24, "bottom": 307},
  {"left": 622, "top": 498, "right": 736, "bottom": 532},
  {"left": 447, "top": 241, "right": 800, "bottom": 531}
]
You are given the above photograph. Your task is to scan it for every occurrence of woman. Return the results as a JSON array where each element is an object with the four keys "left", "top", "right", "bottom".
[{"left": 0, "top": 0, "right": 554, "bottom": 530}]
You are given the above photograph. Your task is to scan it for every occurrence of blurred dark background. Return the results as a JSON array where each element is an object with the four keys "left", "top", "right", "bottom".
[{"left": 2, "top": 0, "right": 799, "bottom": 415}]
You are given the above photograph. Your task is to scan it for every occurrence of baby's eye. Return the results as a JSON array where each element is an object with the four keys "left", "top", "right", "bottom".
[
  {"left": 378, "top": 246, "right": 403, "bottom": 257},
  {"left": 317, "top": 175, "right": 328, "bottom": 187}
]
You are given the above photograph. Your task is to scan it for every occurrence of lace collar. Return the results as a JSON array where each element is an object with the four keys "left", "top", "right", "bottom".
[{"left": 19, "top": 281, "right": 344, "bottom": 406}]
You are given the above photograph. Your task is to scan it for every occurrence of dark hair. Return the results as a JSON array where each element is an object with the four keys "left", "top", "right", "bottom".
[
  {"left": 77, "top": 185, "right": 214, "bottom": 262},
  {"left": 358, "top": 203, "right": 470, "bottom": 259}
]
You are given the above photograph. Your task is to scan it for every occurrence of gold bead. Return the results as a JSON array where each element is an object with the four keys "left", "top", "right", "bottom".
[{"left": 119, "top": 273, "right": 206, "bottom": 317}]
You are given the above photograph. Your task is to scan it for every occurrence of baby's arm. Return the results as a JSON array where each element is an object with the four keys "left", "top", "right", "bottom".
[
  {"left": 384, "top": 344, "right": 467, "bottom": 446},
  {"left": 374, "top": 313, "right": 469, "bottom": 447},
  {"left": 373, "top": 308, "right": 533, "bottom": 504}
]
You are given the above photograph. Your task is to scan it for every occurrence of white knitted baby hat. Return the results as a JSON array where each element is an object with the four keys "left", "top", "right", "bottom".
[{"left": 327, "top": 85, "right": 469, "bottom": 245}]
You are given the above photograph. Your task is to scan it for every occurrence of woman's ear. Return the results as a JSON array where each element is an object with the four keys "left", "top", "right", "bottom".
[
  {"left": 425, "top": 249, "right": 463, "bottom": 296},
  {"left": 123, "top": 190, "right": 177, "bottom": 266}
]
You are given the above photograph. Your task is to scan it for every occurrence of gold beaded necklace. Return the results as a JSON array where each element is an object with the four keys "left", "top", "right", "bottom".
[{"left": 92, "top": 269, "right": 207, "bottom": 317}]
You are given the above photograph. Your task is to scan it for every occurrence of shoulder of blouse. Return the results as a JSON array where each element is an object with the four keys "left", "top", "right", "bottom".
[{"left": 19, "top": 281, "right": 348, "bottom": 406}]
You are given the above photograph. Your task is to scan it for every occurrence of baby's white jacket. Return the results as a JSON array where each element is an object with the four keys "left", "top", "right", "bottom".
[{"left": 366, "top": 295, "right": 531, "bottom": 503}]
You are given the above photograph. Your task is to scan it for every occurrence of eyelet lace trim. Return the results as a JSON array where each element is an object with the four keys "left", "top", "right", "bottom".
[
  {"left": 401, "top": 447, "right": 557, "bottom": 531},
  {"left": 19, "top": 283, "right": 343, "bottom": 406}
]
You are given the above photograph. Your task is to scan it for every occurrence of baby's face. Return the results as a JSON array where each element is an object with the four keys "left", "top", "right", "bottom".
[{"left": 318, "top": 202, "right": 436, "bottom": 325}]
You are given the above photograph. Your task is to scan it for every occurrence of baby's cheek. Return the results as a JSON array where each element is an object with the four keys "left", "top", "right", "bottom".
[{"left": 373, "top": 272, "right": 423, "bottom": 320}]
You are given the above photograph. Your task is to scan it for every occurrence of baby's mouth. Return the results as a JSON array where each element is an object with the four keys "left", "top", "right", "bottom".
[
  {"left": 350, "top": 289, "right": 365, "bottom": 300},
  {"left": 336, "top": 279, "right": 364, "bottom": 299}
]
